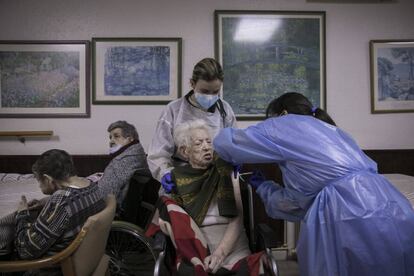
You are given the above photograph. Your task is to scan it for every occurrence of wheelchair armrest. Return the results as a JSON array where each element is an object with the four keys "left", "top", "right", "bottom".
[
  {"left": 153, "top": 231, "right": 174, "bottom": 276},
  {"left": 153, "top": 231, "right": 167, "bottom": 252},
  {"left": 141, "top": 201, "right": 156, "bottom": 212},
  {"left": 256, "top": 223, "right": 282, "bottom": 250},
  {"left": 133, "top": 174, "right": 153, "bottom": 184}
]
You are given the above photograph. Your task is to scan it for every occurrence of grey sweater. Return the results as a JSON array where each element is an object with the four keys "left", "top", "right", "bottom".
[{"left": 99, "top": 143, "right": 150, "bottom": 209}]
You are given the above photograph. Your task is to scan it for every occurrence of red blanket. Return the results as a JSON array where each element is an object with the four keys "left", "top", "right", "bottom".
[{"left": 146, "top": 196, "right": 264, "bottom": 275}]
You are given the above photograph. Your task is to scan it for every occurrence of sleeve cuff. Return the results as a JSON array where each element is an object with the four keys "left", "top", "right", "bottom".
[{"left": 15, "top": 209, "right": 30, "bottom": 220}]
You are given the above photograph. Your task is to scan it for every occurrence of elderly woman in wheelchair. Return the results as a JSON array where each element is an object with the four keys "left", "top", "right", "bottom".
[{"left": 146, "top": 119, "right": 267, "bottom": 275}]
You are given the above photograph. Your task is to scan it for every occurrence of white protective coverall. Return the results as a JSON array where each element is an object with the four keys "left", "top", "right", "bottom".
[{"left": 148, "top": 91, "right": 236, "bottom": 183}]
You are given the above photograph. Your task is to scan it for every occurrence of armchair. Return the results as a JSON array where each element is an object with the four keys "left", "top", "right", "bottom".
[{"left": 0, "top": 195, "right": 116, "bottom": 276}]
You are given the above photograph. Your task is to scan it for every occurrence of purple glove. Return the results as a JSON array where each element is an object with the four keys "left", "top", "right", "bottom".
[
  {"left": 233, "top": 164, "right": 242, "bottom": 178},
  {"left": 248, "top": 170, "right": 266, "bottom": 189},
  {"left": 161, "top": 172, "right": 176, "bottom": 194}
]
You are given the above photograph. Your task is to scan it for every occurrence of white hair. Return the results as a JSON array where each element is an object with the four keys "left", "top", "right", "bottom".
[{"left": 173, "top": 119, "right": 212, "bottom": 148}]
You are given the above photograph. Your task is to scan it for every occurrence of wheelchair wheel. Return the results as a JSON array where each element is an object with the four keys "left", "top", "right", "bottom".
[{"left": 106, "top": 221, "right": 156, "bottom": 276}]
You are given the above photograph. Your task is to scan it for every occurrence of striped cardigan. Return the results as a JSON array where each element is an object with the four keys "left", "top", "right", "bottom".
[{"left": 15, "top": 182, "right": 105, "bottom": 259}]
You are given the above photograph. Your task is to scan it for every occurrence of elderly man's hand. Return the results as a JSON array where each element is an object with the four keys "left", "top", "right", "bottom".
[
  {"left": 86, "top": 172, "right": 104, "bottom": 182},
  {"left": 27, "top": 199, "right": 41, "bottom": 210},
  {"left": 27, "top": 196, "right": 48, "bottom": 211},
  {"left": 161, "top": 172, "right": 176, "bottom": 194},
  {"left": 17, "top": 195, "right": 29, "bottom": 213}
]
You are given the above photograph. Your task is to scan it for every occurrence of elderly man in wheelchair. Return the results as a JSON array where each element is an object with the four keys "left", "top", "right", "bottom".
[{"left": 146, "top": 119, "right": 278, "bottom": 275}]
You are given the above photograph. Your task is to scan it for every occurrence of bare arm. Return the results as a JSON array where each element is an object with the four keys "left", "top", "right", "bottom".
[
  {"left": 204, "top": 173, "right": 244, "bottom": 273},
  {"left": 216, "top": 173, "right": 244, "bottom": 255}
]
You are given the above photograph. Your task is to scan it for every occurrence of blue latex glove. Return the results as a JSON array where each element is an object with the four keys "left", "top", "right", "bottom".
[
  {"left": 161, "top": 172, "right": 176, "bottom": 194},
  {"left": 233, "top": 164, "right": 242, "bottom": 178},
  {"left": 248, "top": 170, "right": 266, "bottom": 189}
]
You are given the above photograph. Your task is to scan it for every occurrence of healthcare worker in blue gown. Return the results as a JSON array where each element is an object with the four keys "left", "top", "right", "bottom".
[{"left": 213, "top": 92, "right": 414, "bottom": 276}]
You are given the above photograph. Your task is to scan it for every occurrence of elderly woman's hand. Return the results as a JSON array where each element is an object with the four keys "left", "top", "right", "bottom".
[{"left": 204, "top": 248, "right": 226, "bottom": 273}]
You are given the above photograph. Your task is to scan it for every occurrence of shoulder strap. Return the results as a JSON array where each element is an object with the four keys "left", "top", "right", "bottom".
[{"left": 215, "top": 99, "right": 227, "bottom": 126}]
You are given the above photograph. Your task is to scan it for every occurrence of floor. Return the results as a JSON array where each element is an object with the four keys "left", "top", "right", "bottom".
[{"left": 276, "top": 260, "right": 300, "bottom": 276}]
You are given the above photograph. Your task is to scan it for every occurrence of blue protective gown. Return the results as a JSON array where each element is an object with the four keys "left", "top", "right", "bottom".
[{"left": 213, "top": 114, "right": 414, "bottom": 276}]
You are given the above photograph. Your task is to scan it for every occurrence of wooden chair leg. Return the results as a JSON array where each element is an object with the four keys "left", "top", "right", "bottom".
[{"left": 61, "top": 257, "right": 76, "bottom": 276}]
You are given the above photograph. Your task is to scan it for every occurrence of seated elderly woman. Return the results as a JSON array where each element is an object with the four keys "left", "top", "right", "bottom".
[
  {"left": 95, "top": 120, "right": 151, "bottom": 212},
  {"left": 146, "top": 120, "right": 263, "bottom": 275},
  {"left": 13, "top": 149, "right": 106, "bottom": 272}
]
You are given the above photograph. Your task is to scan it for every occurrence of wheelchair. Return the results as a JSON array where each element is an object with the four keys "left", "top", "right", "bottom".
[
  {"left": 106, "top": 170, "right": 281, "bottom": 276},
  {"left": 105, "top": 170, "right": 160, "bottom": 276},
  {"left": 152, "top": 176, "right": 281, "bottom": 276}
]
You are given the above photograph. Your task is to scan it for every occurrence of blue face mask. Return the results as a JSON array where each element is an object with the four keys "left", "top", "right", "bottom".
[
  {"left": 109, "top": 144, "right": 122, "bottom": 154},
  {"left": 194, "top": 92, "right": 219, "bottom": 109}
]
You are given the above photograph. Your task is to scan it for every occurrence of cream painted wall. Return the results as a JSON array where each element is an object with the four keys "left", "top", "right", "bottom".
[{"left": 0, "top": 0, "right": 413, "bottom": 155}]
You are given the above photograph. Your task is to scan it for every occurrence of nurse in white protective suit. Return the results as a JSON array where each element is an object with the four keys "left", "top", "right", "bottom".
[
  {"left": 148, "top": 58, "right": 236, "bottom": 194},
  {"left": 213, "top": 92, "right": 414, "bottom": 276}
]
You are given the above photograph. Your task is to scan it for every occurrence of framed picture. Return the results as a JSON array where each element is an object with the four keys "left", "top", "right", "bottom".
[
  {"left": 92, "top": 37, "right": 182, "bottom": 104},
  {"left": 0, "top": 41, "right": 90, "bottom": 118},
  {"left": 215, "top": 10, "right": 326, "bottom": 120},
  {"left": 370, "top": 40, "right": 414, "bottom": 113}
]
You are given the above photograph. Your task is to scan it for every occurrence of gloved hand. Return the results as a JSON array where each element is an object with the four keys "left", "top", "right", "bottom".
[
  {"left": 248, "top": 170, "right": 266, "bottom": 189},
  {"left": 233, "top": 164, "right": 242, "bottom": 178},
  {"left": 161, "top": 172, "right": 176, "bottom": 194}
]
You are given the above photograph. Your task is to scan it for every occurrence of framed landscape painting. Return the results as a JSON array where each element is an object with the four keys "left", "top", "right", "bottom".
[
  {"left": 370, "top": 40, "right": 414, "bottom": 113},
  {"left": 92, "top": 37, "right": 182, "bottom": 104},
  {"left": 0, "top": 41, "right": 90, "bottom": 118},
  {"left": 215, "top": 10, "right": 326, "bottom": 120}
]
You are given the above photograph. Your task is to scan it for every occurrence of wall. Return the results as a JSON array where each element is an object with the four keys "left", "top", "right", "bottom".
[{"left": 0, "top": 0, "right": 413, "bottom": 155}]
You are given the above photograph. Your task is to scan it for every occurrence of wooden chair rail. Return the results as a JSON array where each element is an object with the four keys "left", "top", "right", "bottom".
[
  {"left": 0, "top": 131, "right": 53, "bottom": 137},
  {"left": 0, "top": 225, "right": 88, "bottom": 272}
]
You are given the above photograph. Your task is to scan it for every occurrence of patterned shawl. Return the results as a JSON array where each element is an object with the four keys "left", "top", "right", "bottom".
[{"left": 171, "top": 156, "right": 237, "bottom": 225}]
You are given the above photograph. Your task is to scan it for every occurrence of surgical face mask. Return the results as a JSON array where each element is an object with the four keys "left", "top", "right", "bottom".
[
  {"left": 194, "top": 91, "right": 219, "bottom": 109},
  {"left": 109, "top": 144, "right": 122, "bottom": 154}
]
